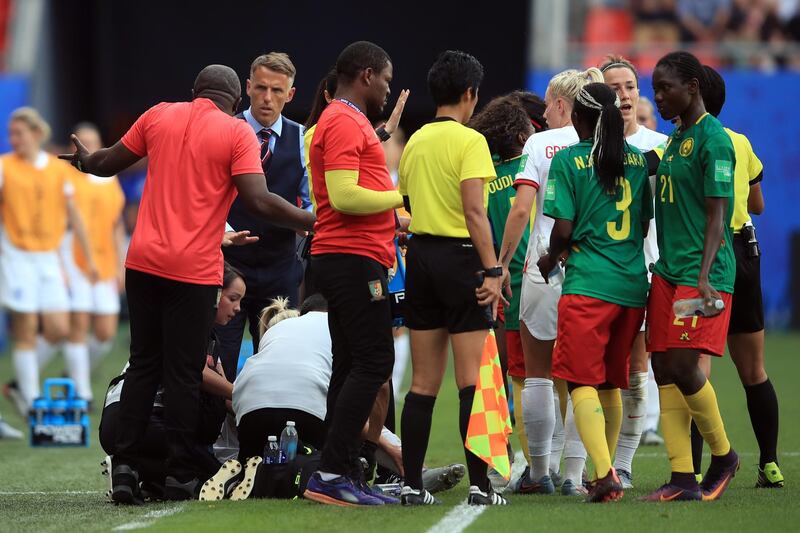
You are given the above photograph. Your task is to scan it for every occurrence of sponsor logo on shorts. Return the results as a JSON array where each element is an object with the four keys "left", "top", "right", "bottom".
[
  {"left": 679, "top": 138, "right": 694, "bottom": 157},
  {"left": 680, "top": 332, "right": 690, "bottom": 341},
  {"left": 368, "top": 280, "right": 385, "bottom": 301}
]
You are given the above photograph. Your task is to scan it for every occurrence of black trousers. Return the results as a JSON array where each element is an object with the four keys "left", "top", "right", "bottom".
[
  {"left": 115, "top": 268, "right": 219, "bottom": 482},
  {"left": 101, "top": 402, "right": 222, "bottom": 485},
  {"left": 312, "top": 254, "right": 395, "bottom": 475},
  {"left": 215, "top": 290, "right": 298, "bottom": 382},
  {"left": 237, "top": 407, "right": 328, "bottom": 461}
]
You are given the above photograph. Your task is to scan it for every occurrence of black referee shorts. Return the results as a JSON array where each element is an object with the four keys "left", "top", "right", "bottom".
[
  {"left": 729, "top": 233, "right": 765, "bottom": 334},
  {"left": 405, "top": 235, "right": 491, "bottom": 334}
]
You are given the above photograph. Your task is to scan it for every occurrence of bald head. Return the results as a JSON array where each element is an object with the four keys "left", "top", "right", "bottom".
[{"left": 193, "top": 65, "right": 242, "bottom": 109}]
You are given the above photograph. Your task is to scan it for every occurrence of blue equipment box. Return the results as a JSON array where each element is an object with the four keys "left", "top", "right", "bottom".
[{"left": 29, "top": 378, "right": 90, "bottom": 447}]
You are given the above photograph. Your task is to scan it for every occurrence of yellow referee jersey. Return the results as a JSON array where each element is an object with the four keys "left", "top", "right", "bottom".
[{"left": 724, "top": 127, "right": 763, "bottom": 232}]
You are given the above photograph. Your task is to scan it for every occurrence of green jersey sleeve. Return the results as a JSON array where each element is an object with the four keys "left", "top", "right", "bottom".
[
  {"left": 641, "top": 170, "right": 654, "bottom": 222},
  {"left": 701, "top": 132, "right": 735, "bottom": 198},
  {"left": 543, "top": 152, "right": 575, "bottom": 221}
]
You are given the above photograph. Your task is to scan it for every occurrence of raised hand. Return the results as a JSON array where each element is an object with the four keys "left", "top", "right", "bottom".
[
  {"left": 384, "top": 89, "right": 410, "bottom": 135},
  {"left": 58, "top": 134, "right": 91, "bottom": 172}
]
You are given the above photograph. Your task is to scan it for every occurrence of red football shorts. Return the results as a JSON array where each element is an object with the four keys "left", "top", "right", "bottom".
[
  {"left": 552, "top": 294, "right": 644, "bottom": 389},
  {"left": 505, "top": 330, "right": 525, "bottom": 378},
  {"left": 646, "top": 274, "right": 733, "bottom": 357}
]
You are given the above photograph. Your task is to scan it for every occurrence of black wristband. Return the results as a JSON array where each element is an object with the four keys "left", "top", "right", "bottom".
[
  {"left": 482, "top": 266, "right": 503, "bottom": 278},
  {"left": 375, "top": 125, "right": 391, "bottom": 142}
]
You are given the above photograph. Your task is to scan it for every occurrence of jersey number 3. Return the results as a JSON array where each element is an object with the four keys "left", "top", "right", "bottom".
[{"left": 607, "top": 177, "right": 632, "bottom": 241}]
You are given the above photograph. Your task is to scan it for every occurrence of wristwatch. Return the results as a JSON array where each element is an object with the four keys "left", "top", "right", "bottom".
[
  {"left": 482, "top": 265, "right": 503, "bottom": 278},
  {"left": 375, "top": 125, "right": 391, "bottom": 142}
]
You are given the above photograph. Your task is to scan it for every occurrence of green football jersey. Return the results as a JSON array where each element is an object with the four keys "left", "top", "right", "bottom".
[
  {"left": 487, "top": 155, "right": 531, "bottom": 330},
  {"left": 653, "top": 113, "right": 735, "bottom": 293},
  {"left": 543, "top": 140, "right": 652, "bottom": 307}
]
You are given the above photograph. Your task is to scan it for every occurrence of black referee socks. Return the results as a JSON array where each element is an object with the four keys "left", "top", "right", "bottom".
[
  {"left": 745, "top": 378, "right": 779, "bottom": 467},
  {"left": 459, "top": 386, "right": 491, "bottom": 493},
  {"left": 401, "top": 392, "right": 437, "bottom": 490}
]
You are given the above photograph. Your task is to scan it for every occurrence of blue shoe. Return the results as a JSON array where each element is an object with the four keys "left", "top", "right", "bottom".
[
  {"left": 356, "top": 477, "right": 399, "bottom": 504},
  {"left": 304, "top": 472, "right": 385, "bottom": 507}
]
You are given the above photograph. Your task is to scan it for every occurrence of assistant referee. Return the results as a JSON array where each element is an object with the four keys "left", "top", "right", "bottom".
[{"left": 398, "top": 50, "right": 507, "bottom": 507}]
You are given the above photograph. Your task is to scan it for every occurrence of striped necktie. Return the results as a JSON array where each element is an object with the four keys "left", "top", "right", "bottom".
[{"left": 259, "top": 128, "right": 274, "bottom": 167}]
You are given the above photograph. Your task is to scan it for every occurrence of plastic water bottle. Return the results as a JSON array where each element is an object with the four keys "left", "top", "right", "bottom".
[
  {"left": 70, "top": 398, "right": 89, "bottom": 423},
  {"left": 280, "top": 421, "right": 299, "bottom": 462},
  {"left": 264, "top": 435, "right": 283, "bottom": 464},
  {"left": 50, "top": 399, "right": 68, "bottom": 425},
  {"left": 32, "top": 398, "right": 48, "bottom": 425},
  {"left": 673, "top": 298, "right": 725, "bottom": 318},
  {"left": 536, "top": 234, "right": 564, "bottom": 288}
]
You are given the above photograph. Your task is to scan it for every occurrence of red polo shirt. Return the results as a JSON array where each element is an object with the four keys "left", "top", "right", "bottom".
[
  {"left": 309, "top": 100, "right": 396, "bottom": 267},
  {"left": 121, "top": 98, "right": 263, "bottom": 285}
]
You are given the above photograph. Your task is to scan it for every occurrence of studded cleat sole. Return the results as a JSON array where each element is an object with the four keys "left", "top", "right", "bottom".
[
  {"left": 199, "top": 459, "right": 243, "bottom": 501},
  {"left": 229, "top": 457, "right": 262, "bottom": 501}
]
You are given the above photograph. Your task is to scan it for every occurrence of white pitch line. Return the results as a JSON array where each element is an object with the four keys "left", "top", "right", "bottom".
[
  {"left": 426, "top": 502, "right": 486, "bottom": 533},
  {"left": 111, "top": 505, "right": 184, "bottom": 531}
]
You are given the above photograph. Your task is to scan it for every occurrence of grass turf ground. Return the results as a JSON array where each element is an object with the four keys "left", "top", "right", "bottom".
[{"left": 0, "top": 328, "right": 797, "bottom": 532}]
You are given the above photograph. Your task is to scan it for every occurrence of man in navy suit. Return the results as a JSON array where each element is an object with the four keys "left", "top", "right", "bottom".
[{"left": 217, "top": 52, "right": 312, "bottom": 381}]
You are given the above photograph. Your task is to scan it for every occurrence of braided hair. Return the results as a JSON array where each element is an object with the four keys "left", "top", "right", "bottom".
[
  {"left": 654, "top": 51, "right": 707, "bottom": 91},
  {"left": 574, "top": 82, "right": 625, "bottom": 194},
  {"left": 305, "top": 68, "right": 338, "bottom": 129},
  {"left": 506, "top": 90, "right": 548, "bottom": 132},
  {"left": 469, "top": 96, "right": 533, "bottom": 161}
]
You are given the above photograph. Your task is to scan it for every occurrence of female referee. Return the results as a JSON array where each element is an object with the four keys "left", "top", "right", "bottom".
[
  {"left": 398, "top": 50, "right": 507, "bottom": 507},
  {"left": 537, "top": 82, "right": 652, "bottom": 503},
  {"left": 644, "top": 51, "right": 739, "bottom": 502}
]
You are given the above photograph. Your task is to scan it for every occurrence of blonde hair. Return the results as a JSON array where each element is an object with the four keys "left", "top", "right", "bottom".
[
  {"left": 547, "top": 67, "right": 604, "bottom": 105},
  {"left": 9, "top": 107, "right": 51, "bottom": 144},
  {"left": 258, "top": 297, "right": 299, "bottom": 337},
  {"left": 250, "top": 52, "right": 296, "bottom": 84}
]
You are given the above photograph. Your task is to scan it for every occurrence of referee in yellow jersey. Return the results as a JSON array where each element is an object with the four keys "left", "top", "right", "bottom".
[
  {"left": 398, "top": 51, "right": 507, "bottom": 507},
  {"left": 698, "top": 66, "right": 783, "bottom": 488}
]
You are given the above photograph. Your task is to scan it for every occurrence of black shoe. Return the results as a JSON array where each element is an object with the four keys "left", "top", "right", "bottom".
[
  {"left": 400, "top": 486, "right": 440, "bottom": 506},
  {"left": 467, "top": 485, "right": 509, "bottom": 506},
  {"left": 111, "top": 464, "right": 144, "bottom": 506},
  {"left": 165, "top": 476, "right": 200, "bottom": 501},
  {"left": 140, "top": 481, "right": 167, "bottom": 502}
]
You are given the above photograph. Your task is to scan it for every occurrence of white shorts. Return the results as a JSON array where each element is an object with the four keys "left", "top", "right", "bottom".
[
  {"left": 61, "top": 233, "right": 120, "bottom": 315},
  {"left": 519, "top": 273, "right": 561, "bottom": 341},
  {"left": 0, "top": 233, "right": 70, "bottom": 313}
]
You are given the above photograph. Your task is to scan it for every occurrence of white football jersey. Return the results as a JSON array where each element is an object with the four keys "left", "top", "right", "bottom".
[{"left": 519, "top": 125, "right": 579, "bottom": 282}]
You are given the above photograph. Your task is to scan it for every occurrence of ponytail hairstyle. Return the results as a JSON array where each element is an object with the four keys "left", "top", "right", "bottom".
[
  {"left": 574, "top": 82, "right": 625, "bottom": 194},
  {"left": 700, "top": 65, "right": 725, "bottom": 118},
  {"left": 468, "top": 96, "right": 533, "bottom": 161},
  {"left": 222, "top": 262, "right": 244, "bottom": 291},
  {"left": 654, "top": 51, "right": 707, "bottom": 93},
  {"left": 305, "top": 68, "right": 338, "bottom": 129},
  {"left": 547, "top": 67, "right": 605, "bottom": 107},
  {"left": 258, "top": 297, "right": 299, "bottom": 337}
]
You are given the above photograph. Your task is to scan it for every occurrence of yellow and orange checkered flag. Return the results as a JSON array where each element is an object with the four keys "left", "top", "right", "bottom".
[{"left": 465, "top": 329, "right": 513, "bottom": 480}]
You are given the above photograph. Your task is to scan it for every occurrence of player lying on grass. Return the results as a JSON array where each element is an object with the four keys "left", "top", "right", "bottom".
[
  {"left": 537, "top": 82, "right": 652, "bottom": 503},
  {"left": 99, "top": 263, "right": 243, "bottom": 503}
]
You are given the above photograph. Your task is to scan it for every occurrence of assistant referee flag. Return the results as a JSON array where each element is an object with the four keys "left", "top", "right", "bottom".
[{"left": 465, "top": 330, "right": 513, "bottom": 480}]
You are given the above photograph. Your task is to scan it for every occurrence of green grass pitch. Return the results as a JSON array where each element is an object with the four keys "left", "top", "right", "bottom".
[{"left": 0, "top": 329, "right": 797, "bottom": 532}]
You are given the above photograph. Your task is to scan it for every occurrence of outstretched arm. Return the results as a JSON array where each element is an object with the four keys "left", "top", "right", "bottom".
[
  {"left": 59, "top": 135, "right": 142, "bottom": 177},
  {"left": 233, "top": 173, "right": 316, "bottom": 232}
]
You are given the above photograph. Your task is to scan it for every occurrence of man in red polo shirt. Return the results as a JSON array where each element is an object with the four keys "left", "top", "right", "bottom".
[
  {"left": 60, "top": 64, "right": 314, "bottom": 504},
  {"left": 303, "top": 41, "right": 404, "bottom": 507}
]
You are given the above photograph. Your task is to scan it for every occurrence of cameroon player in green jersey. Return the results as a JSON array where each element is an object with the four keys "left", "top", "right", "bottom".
[
  {"left": 470, "top": 93, "right": 543, "bottom": 482},
  {"left": 536, "top": 82, "right": 652, "bottom": 503},
  {"left": 643, "top": 51, "right": 739, "bottom": 503}
]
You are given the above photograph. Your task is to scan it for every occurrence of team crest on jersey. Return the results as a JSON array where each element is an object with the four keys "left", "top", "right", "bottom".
[
  {"left": 679, "top": 138, "right": 694, "bottom": 157},
  {"left": 680, "top": 332, "right": 690, "bottom": 341},
  {"left": 368, "top": 280, "right": 385, "bottom": 301}
]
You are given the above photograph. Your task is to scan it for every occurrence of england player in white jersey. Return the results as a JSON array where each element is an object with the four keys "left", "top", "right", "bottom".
[
  {"left": 508, "top": 68, "right": 604, "bottom": 496},
  {"left": 600, "top": 55, "right": 668, "bottom": 489}
]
